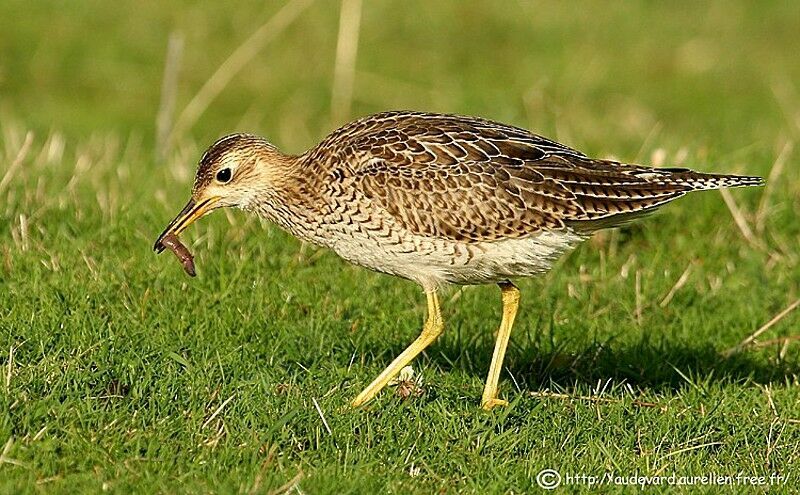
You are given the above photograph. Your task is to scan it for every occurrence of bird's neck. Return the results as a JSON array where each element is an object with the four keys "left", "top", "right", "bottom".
[{"left": 246, "top": 157, "right": 330, "bottom": 246}]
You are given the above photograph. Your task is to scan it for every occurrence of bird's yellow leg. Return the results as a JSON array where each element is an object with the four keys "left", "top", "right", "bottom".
[
  {"left": 351, "top": 291, "right": 443, "bottom": 407},
  {"left": 481, "top": 281, "right": 520, "bottom": 410}
]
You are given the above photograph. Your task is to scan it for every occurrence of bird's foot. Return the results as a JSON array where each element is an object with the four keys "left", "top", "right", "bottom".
[
  {"left": 351, "top": 391, "right": 372, "bottom": 408},
  {"left": 481, "top": 398, "right": 509, "bottom": 410}
]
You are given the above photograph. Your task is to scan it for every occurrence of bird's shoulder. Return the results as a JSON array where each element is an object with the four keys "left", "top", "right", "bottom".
[{"left": 307, "top": 110, "right": 587, "bottom": 170}]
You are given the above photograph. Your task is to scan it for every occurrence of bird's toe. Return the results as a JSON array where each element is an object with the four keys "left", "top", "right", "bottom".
[{"left": 481, "top": 398, "right": 509, "bottom": 410}]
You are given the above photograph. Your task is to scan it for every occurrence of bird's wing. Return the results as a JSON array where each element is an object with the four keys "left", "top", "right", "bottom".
[{"left": 311, "top": 112, "right": 698, "bottom": 242}]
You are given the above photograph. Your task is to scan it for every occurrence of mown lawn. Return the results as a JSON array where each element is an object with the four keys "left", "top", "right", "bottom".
[{"left": 1, "top": 1, "right": 799, "bottom": 493}]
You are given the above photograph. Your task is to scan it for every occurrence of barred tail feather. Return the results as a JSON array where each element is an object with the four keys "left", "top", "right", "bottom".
[{"left": 644, "top": 169, "right": 765, "bottom": 191}]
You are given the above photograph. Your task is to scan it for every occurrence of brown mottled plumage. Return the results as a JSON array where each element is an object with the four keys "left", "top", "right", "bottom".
[{"left": 154, "top": 110, "right": 764, "bottom": 409}]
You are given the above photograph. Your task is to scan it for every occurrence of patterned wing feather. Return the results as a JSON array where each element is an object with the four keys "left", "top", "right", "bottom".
[{"left": 308, "top": 111, "right": 762, "bottom": 242}]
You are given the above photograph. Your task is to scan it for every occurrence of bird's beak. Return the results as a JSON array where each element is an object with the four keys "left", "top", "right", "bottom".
[{"left": 153, "top": 197, "right": 221, "bottom": 252}]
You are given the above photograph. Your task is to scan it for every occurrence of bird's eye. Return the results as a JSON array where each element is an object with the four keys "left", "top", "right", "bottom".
[{"left": 216, "top": 168, "right": 232, "bottom": 183}]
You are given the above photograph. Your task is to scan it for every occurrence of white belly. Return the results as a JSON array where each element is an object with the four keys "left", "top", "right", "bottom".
[{"left": 328, "top": 226, "right": 585, "bottom": 291}]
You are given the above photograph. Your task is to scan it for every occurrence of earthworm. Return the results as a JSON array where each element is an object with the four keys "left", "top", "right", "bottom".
[{"left": 160, "top": 233, "right": 196, "bottom": 277}]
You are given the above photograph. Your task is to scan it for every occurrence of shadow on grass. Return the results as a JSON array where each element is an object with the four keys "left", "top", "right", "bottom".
[
  {"left": 504, "top": 340, "right": 796, "bottom": 392},
  {"left": 365, "top": 335, "right": 797, "bottom": 394}
]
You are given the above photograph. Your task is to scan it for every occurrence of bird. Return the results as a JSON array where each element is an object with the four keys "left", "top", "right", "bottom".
[{"left": 154, "top": 110, "right": 764, "bottom": 410}]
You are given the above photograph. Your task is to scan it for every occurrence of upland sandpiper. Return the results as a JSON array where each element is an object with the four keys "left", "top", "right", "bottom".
[{"left": 155, "top": 111, "right": 763, "bottom": 409}]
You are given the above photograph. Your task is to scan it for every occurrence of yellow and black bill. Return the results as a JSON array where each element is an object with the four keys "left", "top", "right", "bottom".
[{"left": 153, "top": 197, "right": 220, "bottom": 253}]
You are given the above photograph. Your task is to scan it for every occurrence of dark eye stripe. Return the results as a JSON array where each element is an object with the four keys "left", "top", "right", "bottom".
[{"left": 216, "top": 168, "right": 232, "bottom": 183}]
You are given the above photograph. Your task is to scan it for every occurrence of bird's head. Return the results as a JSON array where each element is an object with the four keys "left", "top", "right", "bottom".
[{"left": 153, "top": 133, "right": 287, "bottom": 252}]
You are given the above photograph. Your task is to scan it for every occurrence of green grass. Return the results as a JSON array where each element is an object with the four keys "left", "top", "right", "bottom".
[{"left": 2, "top": 0, "right": 800, "bottom": 493}]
